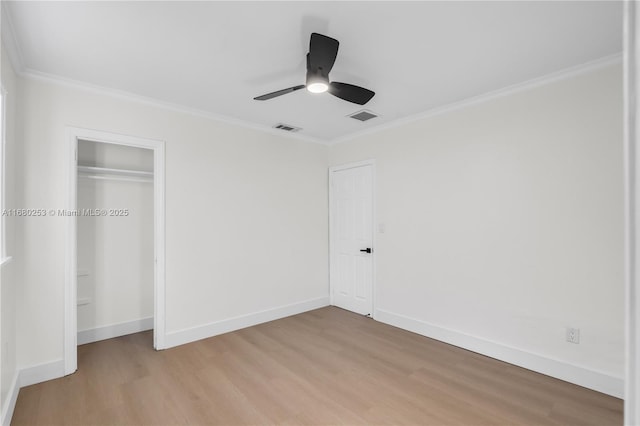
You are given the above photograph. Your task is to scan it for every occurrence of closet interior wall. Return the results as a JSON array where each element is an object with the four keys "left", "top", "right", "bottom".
[{"left": 76, "top": 140, "right": 154, "bottom": 343}]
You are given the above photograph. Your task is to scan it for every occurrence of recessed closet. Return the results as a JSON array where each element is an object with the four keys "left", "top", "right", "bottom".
[{"left": 76, "top": 140, "right": 154, "bottom": 346}]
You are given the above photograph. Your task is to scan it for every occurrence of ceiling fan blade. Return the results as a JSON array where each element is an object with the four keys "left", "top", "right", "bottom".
[
  {"left": 328, "top": 82, "right": 375, "bottom": 105},
  {"left": 308, "top": 33, "right": 339, "bottom": 73},
  {"left": 254, "top": 85, "right": 306, "bottom": 101}
]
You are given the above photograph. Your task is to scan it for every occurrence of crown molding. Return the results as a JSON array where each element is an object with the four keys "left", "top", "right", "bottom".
[
  {"left": 1, "top": 2, "right": 326, "bottom": 146},
  {"left": 0, "top": 0, "right": 623, "bottom": 146},
  {"left": 19, "top": 68, "right": 329, "bottom": 146},
  {"left": 0, "top": 1, "right": 25, "bottom": 74},
  {"left": 8, "top": 34, "right": 621, "bottom": 148},
  {"left": 329, "top": 53, "right": 624, "bottom": 146}
]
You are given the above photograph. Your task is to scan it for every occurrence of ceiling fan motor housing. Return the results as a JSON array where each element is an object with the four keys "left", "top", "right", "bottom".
[{"left": 306, "top": 66, "right": 330, "bottom": 87}]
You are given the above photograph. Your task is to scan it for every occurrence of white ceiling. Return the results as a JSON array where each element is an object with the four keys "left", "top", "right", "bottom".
[{"left": 2, "top": 1, "right": 623, "bottom": 143}]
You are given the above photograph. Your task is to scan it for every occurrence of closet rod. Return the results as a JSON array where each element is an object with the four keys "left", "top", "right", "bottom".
[
  {"left": 78, "top": 174, "right": 153, "bottom": 184},
  {"left": 77, "top": 165, "right": 153, "bottom": 178}
]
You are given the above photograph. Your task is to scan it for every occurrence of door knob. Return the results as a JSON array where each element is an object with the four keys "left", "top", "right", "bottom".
[{"left": 360, "top": 248, "right": 372, "bottom": 254}]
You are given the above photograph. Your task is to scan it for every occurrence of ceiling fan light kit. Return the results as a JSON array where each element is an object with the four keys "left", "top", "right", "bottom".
[
  {"left": 254, "top": 33, "right": 375, "bottom": 105},
  {"left": 306, "top": 73, "right": 329, "bottom": 93},
  {"left": 307, "top": 82, "right": 328, "bottom": 93}
]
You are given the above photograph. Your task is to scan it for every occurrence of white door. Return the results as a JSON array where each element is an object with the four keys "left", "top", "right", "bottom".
[{"left": 330, "top": 162, "right": 374, "bottom": 316}]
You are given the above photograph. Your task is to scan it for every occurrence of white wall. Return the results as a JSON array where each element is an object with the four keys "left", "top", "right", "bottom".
[
  {"left": 76, "top": 141, "right": 154, "bottom": 334},
  {"left": 329, "top": 63, "right": 624, "bottom": 391},
  {"left": 16, "top": 76, "right": 329, "bottom": 367},
  {"left": 0, "top": 41, "right": 20, "bottom": 421},
  {"left": 9, "top": 48, "right": 623, "bottom": 399}
]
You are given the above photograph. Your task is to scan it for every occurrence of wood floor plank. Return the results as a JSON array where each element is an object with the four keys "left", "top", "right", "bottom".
[{"left": 12, "top": 307, "right": 623, "bottom": 425}]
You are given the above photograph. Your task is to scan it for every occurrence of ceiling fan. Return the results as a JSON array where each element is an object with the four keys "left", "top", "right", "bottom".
[{"left": 253, "top": 33, "right": 375, "bottom": 105}]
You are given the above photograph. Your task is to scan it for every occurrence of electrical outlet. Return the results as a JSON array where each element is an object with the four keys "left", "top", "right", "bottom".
[{"left": 566, "top": 327, "right": 580, "bottom": 344}]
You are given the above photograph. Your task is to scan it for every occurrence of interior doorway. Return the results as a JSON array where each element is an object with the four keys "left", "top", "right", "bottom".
[
  {"left": 76, "top": 140, "right": 154, "bottom": 346},
  {"left": 329, "top": 160, "right": 376, "bottom": 317},
  {"left": 64, "top": 128, "right": 166, "bottom": 375}
]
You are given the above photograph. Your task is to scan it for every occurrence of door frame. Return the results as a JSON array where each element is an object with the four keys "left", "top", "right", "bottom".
[
  {"left": 328, "top": 159, "right": 377, "bottom": 318},
  {"left": 625, "top": 0, "right": 639, "bottom": 423},
  {"left": 64, "top": 127, "right": 166, "bottom": 375}
]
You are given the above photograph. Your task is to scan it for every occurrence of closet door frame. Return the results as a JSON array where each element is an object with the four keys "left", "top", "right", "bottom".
[{"left": 64, "top": 127, "right": 166, "bottom": 375}]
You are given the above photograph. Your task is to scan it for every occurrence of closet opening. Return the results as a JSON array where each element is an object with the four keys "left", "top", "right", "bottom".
[
  {"left": 64, "top": 128, "right": 166, "bottom": 375},
  {"left": 76, "top": 140, "right": 154, "bottom": 347}
]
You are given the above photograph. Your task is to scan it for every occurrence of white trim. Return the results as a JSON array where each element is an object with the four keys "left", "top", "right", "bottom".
[
  {"left": 328, "top": 160, "right": 377, "bottom": 318},
  {"left": 64, "top": 130, "right": 78, "bottom": 375},
  {"left": 77, "top": 317, "right": 154, "bottom": 345},
  {"left": 625, "top": 0, "right": 640, "bottom": 424},
  {"left": 0, "top": 359, "right": 72, "bottom": 425},
  {"left": 329, "top": 159, "right": 378, "bottom": 172},
  {"left": 20, "top": 69, "right": 327, "bottom": 146},
  {"left": 1, "top": 371, "right": 18, "bottom": 426},
  {"left": 65, "top": 127, "right": 167, "bottom": 377},
  {"left": 153, "top": 139, "right": 166, "bottom": 350},
  {"left": 3, "top": 12, "right": 619, "bottom": 149},
  {"left": 19, "top": 360, "right": 65, "bottom": 388},
  {"left": 2, "top": 8, "right": 621, "bottom": 149},
  {"left": 164, "top": 297, "right": 329, "bottom": 348},
  {"left": 0, "top": 359, "right": 68, "bottom": 425},
  {"left": 375, "top": 309, "right": 624, "bottom": 398},
  {"left": 329, "top": 53, "right": 623, "bottom": 145},
  {"left": 0, "top": 0, "right": 622, "bottom": 148}
]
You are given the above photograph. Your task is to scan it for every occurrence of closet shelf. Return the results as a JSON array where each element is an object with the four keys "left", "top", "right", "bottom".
[
  {"left": 78, "top": 166, "right": 154, "bottom": 183},
  {"left": 78, "top": 165, "right": 153, "bottom": 177}
]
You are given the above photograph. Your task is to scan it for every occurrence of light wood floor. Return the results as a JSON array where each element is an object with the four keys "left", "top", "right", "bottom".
[{"left": 13, "top": 307, "right": 622, "bottom": 425}]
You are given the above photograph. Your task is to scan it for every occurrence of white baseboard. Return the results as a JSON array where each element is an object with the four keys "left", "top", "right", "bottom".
[
  {"left": 165, "top": 297, "right": 330, "bottom": 348},
  {"left": 19, "top": 359, "right": 65, "bottom": 388},
  {"left": 375, "top": 309, "right": 624, "bottom": 398},
  {"left": 77, "top": 317, "right": 154, "bottom": 345},
  {"left": 1, "top": 371, "right": 19, "bottom": 426},
  {"left": 0, "top": 360, "right": 66, "bottom": 425}
]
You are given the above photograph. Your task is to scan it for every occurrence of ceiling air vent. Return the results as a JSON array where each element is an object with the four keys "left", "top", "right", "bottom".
[
  {"left": 273, "top": 123, "right": 301, "bottom": 132},
  {"left": 348, "top": 110, "right": 379, "bottom": 122}
]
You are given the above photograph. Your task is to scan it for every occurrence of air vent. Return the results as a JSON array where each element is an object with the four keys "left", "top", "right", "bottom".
[
  {"left": 273, "top": 123, "right": 301, "bottom": 132},
  {"left": 348, "top": 110, "right": 379, "bottom": 122}
]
